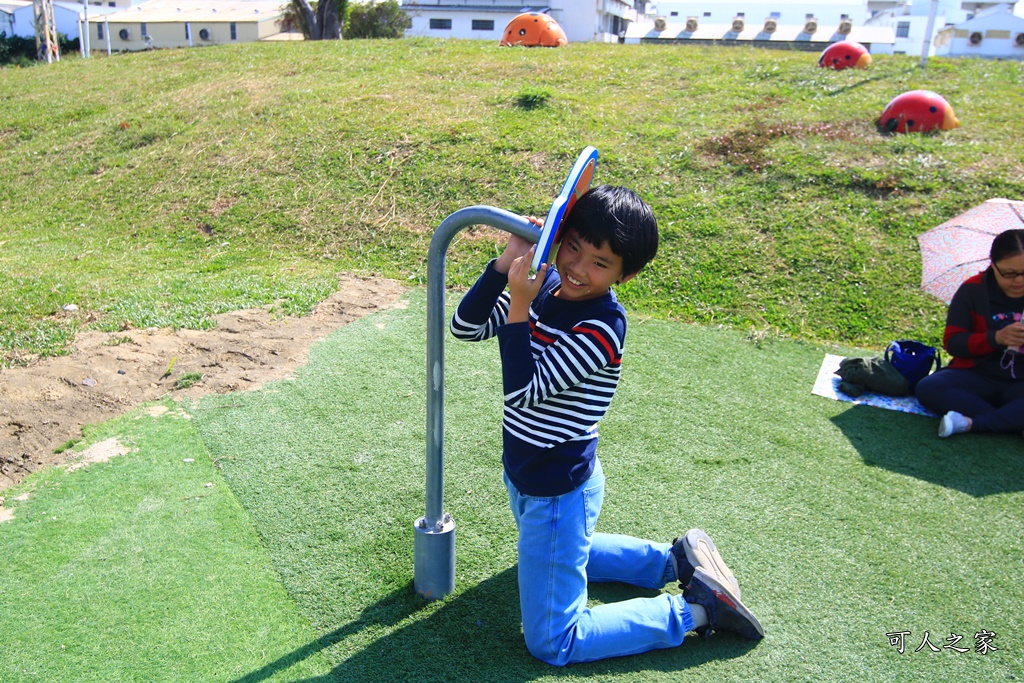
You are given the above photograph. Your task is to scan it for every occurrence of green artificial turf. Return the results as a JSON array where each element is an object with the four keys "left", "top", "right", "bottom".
[
  {"left": 183, "top": 291, "right": 1023, "bottom": 682},
  {"left": 0, "top": 401, "right": 332, "bottom": 682}
]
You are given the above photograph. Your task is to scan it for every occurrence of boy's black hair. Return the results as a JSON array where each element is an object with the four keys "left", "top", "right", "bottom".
[
  {"left": 561, "top": 185, "right": 659, "bottom": 277},
  {"left": 990, "top": 228, "right": 1024, "bottom": 264}
]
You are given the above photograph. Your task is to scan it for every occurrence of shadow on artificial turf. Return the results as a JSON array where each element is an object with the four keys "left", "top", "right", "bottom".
[
  {"left": 229, "top": 567, "right": 758, "bottom": 683},
  {"left": 831, "top": 405, "right": 1024, "bottom": 497}
]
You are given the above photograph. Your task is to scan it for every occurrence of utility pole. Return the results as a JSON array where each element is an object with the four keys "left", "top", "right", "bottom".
[
  {"left": 34, "top": 0, "right": 60, "bottom": 63},
  {"left": 919, "top": 0, "right": 939, "bottom": 68},
  {"left": 82, "top": 0, "right": 90, "bottom": 58}
]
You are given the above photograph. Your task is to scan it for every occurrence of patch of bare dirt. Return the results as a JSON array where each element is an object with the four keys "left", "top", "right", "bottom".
[
  {"left": 65, "top": 436, "right": 133, "bottom": 473},
  {"left": 0, "top": 275, "right": 407, "bottom": 491}
]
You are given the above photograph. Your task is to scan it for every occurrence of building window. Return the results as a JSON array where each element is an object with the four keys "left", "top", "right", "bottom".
[
  {"left": 430, "top": 18, "right": 452, "bottom": 29},
  {"left": 471, "top": 19, "right": 494, "bottom": 30},
  {"left": 896, "top": 21, "right": 910, "bottom": 38},
  {"left": 670, "top": 11, "right": 677, "bottom": 16},
  {"left": 770, "top": 12, "right": 780, "bottom": 18},
  {"left": 140, "top": 21, "right": 147, "bottom": 36},
  {"left": 108, "top": 2, "right": 114, "bottom": 6},
  {"left": 806, "top": 13, "right": 814, "bottom": 19},
  {"left": 841, "top": 13, "right": 849, "bottom": 19},
  {"left": 230, "top": 22, "right": 237, "bottom": 39},
  {"left": 185, "top": 24, "right": 190, "bottom": 40},
  {"left": 737, "top": 12, "right": 744, "bottom": 17},
  {"left": 97, "top": 22, "right": 104, "bottom": 39},
  {"left": 703, "top": 12, "right": 711, "bottom": 17}
]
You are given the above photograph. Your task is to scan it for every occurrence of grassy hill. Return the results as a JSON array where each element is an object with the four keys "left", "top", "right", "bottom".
[{"left": 1, "top": 39, "right": 1023, "bottom": 363}]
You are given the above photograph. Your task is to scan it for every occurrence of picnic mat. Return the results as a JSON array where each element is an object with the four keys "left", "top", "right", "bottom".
[{"left": 812, "top": 353, "right": 937, "bottom": 417}]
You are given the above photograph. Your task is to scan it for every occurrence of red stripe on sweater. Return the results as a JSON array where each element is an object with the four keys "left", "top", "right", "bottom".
[{"left": 573, "top": 325, "right": 620, "bottom": 365}]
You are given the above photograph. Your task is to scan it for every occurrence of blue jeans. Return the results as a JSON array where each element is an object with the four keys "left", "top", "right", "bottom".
[{"left": 504, "top": 459, "right": 695, "bottom": 666}]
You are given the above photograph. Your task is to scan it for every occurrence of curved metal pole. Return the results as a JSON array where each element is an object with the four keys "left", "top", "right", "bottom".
[{"left": 414, "top": 205, "right": 540, "bottom": 600}]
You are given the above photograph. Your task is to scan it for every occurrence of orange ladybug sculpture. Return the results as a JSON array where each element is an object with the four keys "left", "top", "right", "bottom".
[
  {"left": 818, "top": 41, "right": 872, "bottom": 70},
  {"left": 500, "top": 12, "right": 568, "bottom": 47},
  {"left": 879, "top": 90, "right": 960, "bottom": 134}
]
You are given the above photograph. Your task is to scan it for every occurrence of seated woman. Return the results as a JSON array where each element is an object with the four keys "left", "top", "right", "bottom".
[{"left": 916, "top": 229, "right": 1024, "bottom": 438}]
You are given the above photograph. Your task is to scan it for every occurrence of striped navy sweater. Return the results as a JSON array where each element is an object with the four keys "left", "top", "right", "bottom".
[{"left": 450, "top": 260, "right": 626, "bottom": 497}]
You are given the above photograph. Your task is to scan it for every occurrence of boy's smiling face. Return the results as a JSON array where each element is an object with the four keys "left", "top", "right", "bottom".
[{"left": 553, "top": 228, "right": 635, "bottom": 301}]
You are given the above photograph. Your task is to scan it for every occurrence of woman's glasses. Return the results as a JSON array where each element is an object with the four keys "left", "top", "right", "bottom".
[{"left": 992, "top": 262, "right": 1024, "bottom": 281}]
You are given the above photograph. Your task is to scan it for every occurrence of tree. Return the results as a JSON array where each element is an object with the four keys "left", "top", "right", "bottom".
[
  {"left": 346, "top": 0, "right": 408, "bottom": 39},
  {"left": 289, "top": 0, "right": 346, "bottom": 39}
]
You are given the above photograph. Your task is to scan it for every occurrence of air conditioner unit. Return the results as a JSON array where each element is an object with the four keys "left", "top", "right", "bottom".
[
  {"left": 1015, "top": 32, "right": 1024, "bottom": 47},
  {"left": 838, "top": 19, "right": 852, "bottom": 35},
  {"left": 653, "top": 17, "right": 667, "bottom": 32},
  {"left": 118, "top": 28, "right": 131, "bottom": 40},
  {"left": 763, "top": 19, "right": 777, "bottom": 34},
  {"left": 731, "top": 17, "right": 744, "bottom": 33},
  {"left": 685, "top": 16, "right": 698, "bottom": 32},
  {"left": 199, "top": 28, "right": 211, "bottom": 40},
  {"left": 803, "top": 19, "right": 818, "bottom": 34},
  {"left": 968, "top": 31, "right": 983, "bottom": 46}
]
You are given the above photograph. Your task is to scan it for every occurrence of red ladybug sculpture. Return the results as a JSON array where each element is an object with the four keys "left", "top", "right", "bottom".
[
  {"left": 818, "top": 41, "right": 872, "bottom": 70},
  {"left": 879, "top": 90, "right": 960, "bottom": 134},
  {"left": 499, "top": 13, "right": 568, "bottom": 47}
]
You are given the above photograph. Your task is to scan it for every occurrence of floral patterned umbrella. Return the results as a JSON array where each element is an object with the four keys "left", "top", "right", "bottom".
[{"left": 918, "top": 198, "right": 1024, "bottom": 303}]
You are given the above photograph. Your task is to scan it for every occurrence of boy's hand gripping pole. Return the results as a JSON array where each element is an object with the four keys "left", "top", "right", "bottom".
[{"left": 415, "top": 206, "right": 540, "bottom": 600}]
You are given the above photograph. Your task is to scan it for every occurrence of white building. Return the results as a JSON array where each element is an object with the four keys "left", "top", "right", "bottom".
[
  {"left": 84, "top": 0, "right": 286, "bottom": 51},
  {"left": 0, "top": 0, "right": 31, "bottom": 36},
  {"left": 0, "top": 0, "right": 94, "bottom": 39},
  {"left": 648, "top": 0, "right": 870, "bottom": 27},
  {"left": 865, "top": 1, "right": 1012, "bottom": 55},
  {"left": 624, "top": 15, "right": 895, "bottom": 50},
  {"left": 624, "top": 2, "right": 897, "bottom": 50},
  {"left": 934, "top": 2, "right": 1024, "bottom": 56},
  {"left": 402, "top": 0, "right": 637, "bottom": 43},
  {"left": 399, "top": 0, "right": 1024, "bottom": 46}
]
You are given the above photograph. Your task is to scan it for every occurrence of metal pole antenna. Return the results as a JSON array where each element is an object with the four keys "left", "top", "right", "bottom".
[{"left": 413, "top": 206, "right": 540, "bottom": 600}]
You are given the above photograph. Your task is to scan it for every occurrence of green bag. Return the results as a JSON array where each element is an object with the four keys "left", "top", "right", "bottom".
[{"left": 835, "top": 356, "right": 910, "bottom": 397}]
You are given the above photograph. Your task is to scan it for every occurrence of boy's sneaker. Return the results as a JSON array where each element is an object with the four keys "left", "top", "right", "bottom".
[
  {"left": 670, "top": 529, "right": 741, "bottom": 598},
  {"left": 938, "top": 411, "right": 970, "bottom": 438},
  {"left": 683, "top": 568, "right": 765, "bottom": 640}
]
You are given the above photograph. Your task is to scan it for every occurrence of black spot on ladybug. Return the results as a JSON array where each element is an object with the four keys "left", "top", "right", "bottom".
[
  {"left": 845, "top": 55, "right": 851, "bottom": 60},
  {"left": 929, "top": 106, "right": 937, "bottom": 113},
  {"left": 519, "top": 28, "right": 526, "bottom": 35},
  {"left": 907, "top": 119, "right": 915, "bottom": 128}
]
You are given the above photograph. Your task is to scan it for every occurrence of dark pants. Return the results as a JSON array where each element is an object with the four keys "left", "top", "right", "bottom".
[{"left": 916, "top": 368, "right": 1024, "bottom": 433}]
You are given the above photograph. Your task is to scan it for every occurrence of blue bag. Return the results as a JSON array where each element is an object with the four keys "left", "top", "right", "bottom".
[{"left": 884, "top": 340, "right": 941, "bottom": 391}]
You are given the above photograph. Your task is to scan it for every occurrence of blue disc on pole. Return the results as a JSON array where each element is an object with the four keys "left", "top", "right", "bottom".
[{"left": 531, "top": 146, "right": 598, "bottom": 272}]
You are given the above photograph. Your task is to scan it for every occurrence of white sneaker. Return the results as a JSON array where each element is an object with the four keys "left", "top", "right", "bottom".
[{"left": 938, "top": 411, "right": 970, "bottom": 438}]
